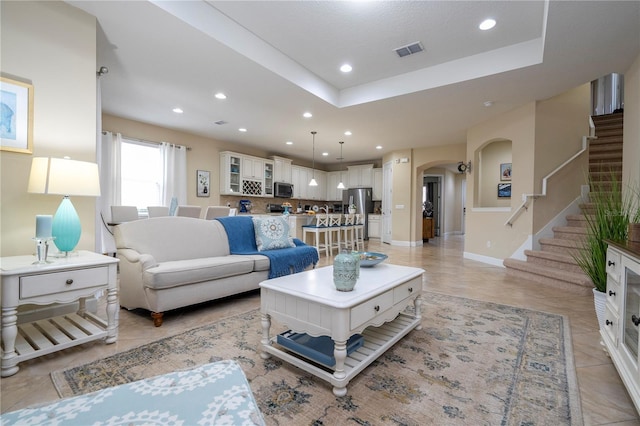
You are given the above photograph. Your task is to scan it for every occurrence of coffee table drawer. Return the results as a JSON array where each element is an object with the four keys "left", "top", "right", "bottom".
[
  {"left": 351, "top": 290, "right": 394, "bottom": 329},
  {"left": 393, "top": 277, "right": 420, "bottom": 303}
]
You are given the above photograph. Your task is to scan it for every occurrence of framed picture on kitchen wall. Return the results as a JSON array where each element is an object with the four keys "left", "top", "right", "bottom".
[
  {"left": 500, "top": 163, "right": 512, "bottom": 181},
  {"left": 0, "top": 76, "right": 34, "bottom": 154},
  {"left": 197, "top": 170, "right": 210, "bottom": 197}
]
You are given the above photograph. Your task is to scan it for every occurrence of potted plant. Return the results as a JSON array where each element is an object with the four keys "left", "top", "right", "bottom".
[
  {"left": 573, "top": 172, "right": 640, "bottom": 329},
  {"left": 348, "top": 204, "right": 357, "bottom": 214}
]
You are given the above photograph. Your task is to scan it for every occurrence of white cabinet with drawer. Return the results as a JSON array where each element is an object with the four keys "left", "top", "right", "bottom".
[
  {"left": 1, "top": 251, "right": 119, "bottom": 377},
  {"left": 601, "top": 241, "right": 640, "bottom": 414}
]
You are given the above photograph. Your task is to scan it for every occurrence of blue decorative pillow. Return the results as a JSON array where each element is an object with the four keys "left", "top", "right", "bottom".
[{"left": 253, "top": 216, "right": 295, "bottom": 251}]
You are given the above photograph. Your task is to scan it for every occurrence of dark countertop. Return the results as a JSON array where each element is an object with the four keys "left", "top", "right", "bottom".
[{"left": 606, "top": 239, "right": 640, "bottom": 260}]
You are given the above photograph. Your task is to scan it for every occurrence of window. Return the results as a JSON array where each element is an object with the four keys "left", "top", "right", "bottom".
[{"left": 121, "top": 139, "right": 162, "bottom": 210}]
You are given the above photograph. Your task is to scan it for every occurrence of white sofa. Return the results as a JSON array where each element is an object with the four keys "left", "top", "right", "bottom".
[{"left": 114, "top": 216, "right": 270, "bottom": 326}]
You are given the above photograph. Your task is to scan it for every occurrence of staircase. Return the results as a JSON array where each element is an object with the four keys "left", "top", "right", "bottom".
[{"left": 503, "top": 112, "right": 624, "bottom": 295}]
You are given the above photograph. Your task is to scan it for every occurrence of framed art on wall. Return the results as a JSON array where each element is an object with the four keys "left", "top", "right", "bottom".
[
  {"left": 197, "top": 170, "right": 210, "bottom": 197},
  {"left": 498, "top": 183, "right": 511, "bottom": 198},
  {"left": 0, "top": 77, "right": 34, "bottom": 154},
  {"left": 500, "top": 163, "right": 512, "bottom": 181}
]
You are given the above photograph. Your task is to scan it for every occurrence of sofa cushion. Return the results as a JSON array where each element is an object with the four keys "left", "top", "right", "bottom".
[
  {"left": 230, "top": 254, "right": 270, "bottom": 272},
  {"left": 142, "top": 256, "right": 255, "bottom": 290},
  {"left": 114, "top": 217, "right": 231, "bottom": 262},
  {"left": 252, "top": 216, "right": 295, "bottom": 251}
]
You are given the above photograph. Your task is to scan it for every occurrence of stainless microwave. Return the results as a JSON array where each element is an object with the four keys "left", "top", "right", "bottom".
[{"left": 274, "top": 182, "right": 293, "bottom": 198}]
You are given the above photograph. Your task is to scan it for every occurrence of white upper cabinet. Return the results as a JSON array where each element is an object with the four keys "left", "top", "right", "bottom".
[
  {"left": 271, "top": 156, "right": 292, "bottom": 184},
  {"left": 220, "top": 151, "right": 273, "bottom": 197},
  {"left": 326, "top": 171, "right": 345, "bottom": 201},
  {"left": 347, "top": 164, "right": 374, "bottom": 188}
]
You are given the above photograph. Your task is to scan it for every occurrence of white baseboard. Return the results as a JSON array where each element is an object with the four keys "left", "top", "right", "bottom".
[
  {"left": 391, "top": 240, "right": 423, "bottom": 247},
  {"left": 463, "top": 251, "right": 505, "bottom": 267}
]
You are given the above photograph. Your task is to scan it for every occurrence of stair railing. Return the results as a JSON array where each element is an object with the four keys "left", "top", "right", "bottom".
[{"left": 504, "top": 117, "right": 597, "bottom": 227}]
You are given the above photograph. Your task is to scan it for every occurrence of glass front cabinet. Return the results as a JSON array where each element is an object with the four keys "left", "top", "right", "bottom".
[
  {"left": 220, "top": 151, "right": 274, "bottom": 197},
  {"left": 602, "top": 242, "right": 640, "bottom": 413}
]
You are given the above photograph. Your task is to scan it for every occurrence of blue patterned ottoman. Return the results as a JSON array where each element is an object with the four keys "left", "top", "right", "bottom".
[{"left": 2, "top": 360, "right": 265, "bottom": 425}]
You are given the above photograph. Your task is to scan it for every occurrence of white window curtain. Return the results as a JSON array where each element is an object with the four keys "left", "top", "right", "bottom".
[
  {"left": 160, "top": 142, "right": 187, "bottom": 206},
  {"left": 96, "top": 131, "right": 123, "bottom": 254}
]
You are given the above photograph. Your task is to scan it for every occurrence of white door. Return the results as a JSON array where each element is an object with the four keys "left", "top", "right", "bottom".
[{"left": 382, "top": 161, "right": 392, "bottom": 244}]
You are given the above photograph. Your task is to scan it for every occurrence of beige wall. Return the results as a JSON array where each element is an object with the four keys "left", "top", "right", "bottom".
[
  {"left": 532, "top": 84, "right": 591, "bottom": 232},
  {"left": 623, "top": 54, "right": 640, "bottom": 189},
  {"left": 465, "top": 103, "right": 536, "bottom": 261},
  {"left": 0, "top": 1, "right": 97, "bottom": 256},
  {"left": 477, "top": 139, "right": 512, "bottom": 208}
]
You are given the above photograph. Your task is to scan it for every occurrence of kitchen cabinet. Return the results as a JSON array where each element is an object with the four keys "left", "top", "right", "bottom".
[
  {"left": 271, "top": 156, "right": 292, "bottom": 184},
  {"left": 220, "top": 151, "right": 273, "bottom": 197},
  {"left": 601, "top": 241, "right": 640, "bottom": 414},
  {"left": 326, "top": 171, "right": 345, "bottom": 201},
  {"left": 368, "top": 214, "right": 381, "bottom": 239},
  {"left": 372, "top": 168, "right": 383, "bottom": 201},
  {"left": 347, "top": 164, "right": 374, "bottom": 188},
  {"left": 292, "top": 165, "right": 326, "bottom": 200}
]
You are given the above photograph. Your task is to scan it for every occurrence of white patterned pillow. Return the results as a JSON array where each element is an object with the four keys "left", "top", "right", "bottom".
[{"left": 252, "top": 216, "right": 296, "bottom": 251}]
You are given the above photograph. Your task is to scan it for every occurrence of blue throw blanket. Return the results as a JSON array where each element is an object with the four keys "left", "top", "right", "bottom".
[{"left": 216, "top": 216, "right": 319, "bottom": 279}]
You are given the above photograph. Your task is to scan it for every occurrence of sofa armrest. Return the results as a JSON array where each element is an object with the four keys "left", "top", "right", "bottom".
[{"left": 118, "top": 248, "right": 157, "bottom": 270}]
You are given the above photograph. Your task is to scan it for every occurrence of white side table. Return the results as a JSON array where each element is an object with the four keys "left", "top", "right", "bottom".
[{"left": 1, "top": 250, "right": 119, "bottom": 377}]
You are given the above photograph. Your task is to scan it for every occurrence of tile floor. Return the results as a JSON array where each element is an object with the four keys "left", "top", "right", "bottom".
[{"left": 1, "top": 235, "right": 639, "bottom": 425}]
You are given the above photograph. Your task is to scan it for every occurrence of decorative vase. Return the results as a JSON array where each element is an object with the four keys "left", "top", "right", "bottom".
[
  {"left": 351, "top": 251, "right": 361, "bottom": 278},
  {"left": 349, "top": 207, "right": 356, "bottom": 214},
  {"left": 333, "top": 251, "right": 358, "bottom": 291},
  {"left": 593, "top": 287, "right": 606, "bottom": 331}
]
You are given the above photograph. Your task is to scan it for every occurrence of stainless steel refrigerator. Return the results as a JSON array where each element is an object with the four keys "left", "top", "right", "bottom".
[{"left": 342, "top": 187, "right": 374, "bottom": 240}]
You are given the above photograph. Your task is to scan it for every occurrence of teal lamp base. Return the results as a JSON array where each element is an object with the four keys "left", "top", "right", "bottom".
[{"left": 52, "top": 196, "right": 82, "bottom": 255}]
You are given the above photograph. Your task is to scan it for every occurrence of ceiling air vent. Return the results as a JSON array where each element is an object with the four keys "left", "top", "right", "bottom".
[
  {"left": 214, "top": 120, "right": 228, "bottom": 125},
  {"left": 394, "top": 41, "right": 424, "bottom": 58}
]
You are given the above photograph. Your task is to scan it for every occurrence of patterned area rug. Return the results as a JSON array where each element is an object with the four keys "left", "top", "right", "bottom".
[{"left": 52, "top": 292, "right": 582, "bottom": 425}]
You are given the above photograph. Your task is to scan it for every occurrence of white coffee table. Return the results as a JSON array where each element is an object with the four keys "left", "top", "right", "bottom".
[{"left": 260, "top": 263, "right": 423, "bottom": 396}]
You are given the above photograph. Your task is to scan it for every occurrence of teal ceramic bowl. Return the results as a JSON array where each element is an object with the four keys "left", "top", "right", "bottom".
[{"left": 358, "top": 252, "right": 388, "bottom": 267}]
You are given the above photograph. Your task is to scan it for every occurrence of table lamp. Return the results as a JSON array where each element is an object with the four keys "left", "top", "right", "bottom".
[{"left": 28, "top": 157, "right": 101, "bottom": 255}]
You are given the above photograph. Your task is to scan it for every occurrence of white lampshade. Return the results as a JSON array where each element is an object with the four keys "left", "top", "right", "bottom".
[
  {"left": 28, "top": 157, "right": 101, "bottom": 196},
  {"left": 309, "top": 178, "right": 318, "bottom": 186}
]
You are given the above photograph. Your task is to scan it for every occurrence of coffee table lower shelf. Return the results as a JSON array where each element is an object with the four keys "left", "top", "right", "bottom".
[{"left": 262, "top": 312, "right": 420, "bottom": 396}]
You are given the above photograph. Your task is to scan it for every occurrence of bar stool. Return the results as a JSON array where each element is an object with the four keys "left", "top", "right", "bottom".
[
  {"left": 302, "top": 214, "right": 330, "bottom": 257},
  {"left": 353, "top": 214, "right": 365, "bottom": 251},
  {"left": 327, "top": 214, "right": 343, "bottom": 256},
  {"left": 341, "top": 214, "right": 356, "bottom": 251}
]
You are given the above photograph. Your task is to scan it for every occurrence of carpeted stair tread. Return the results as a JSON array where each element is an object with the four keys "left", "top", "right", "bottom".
[
  {"left": 503, "top": 258, "right": 593, "bottom": 295},
  {"left": 565, "top": 214, "right": 588, "bottom": 227},
  {"left": 551, "top": 225, "right": 587, "bottom": 240},
  {"left": 523, "top": 249, "right": 584, "bottom": 274}
]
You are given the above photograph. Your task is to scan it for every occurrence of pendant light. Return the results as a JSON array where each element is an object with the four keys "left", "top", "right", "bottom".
[
  {"left": 337, "top": 141, "right": 346, "bottom": 189},
  {"left": 309, "top": 131, "right": 318, "bottom": 186}
]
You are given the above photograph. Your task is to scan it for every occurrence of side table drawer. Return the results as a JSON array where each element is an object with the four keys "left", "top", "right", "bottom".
[
  {"left": 20, "top": 266, "right": 110, "bottom": 299},
  {"left": 351, "top": 290, "right": 394, "bottom": 330},
  {"left": 393, "top": 276, "right": 421, "bottom": 304}
]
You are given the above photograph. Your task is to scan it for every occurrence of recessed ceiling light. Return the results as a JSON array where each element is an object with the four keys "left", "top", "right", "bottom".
[
  {"left": 303, "top": 112, "right": 313, "bottom": 118},
  {"left": 214, "top": 92, "right": 227, "bottom": 100},
  {"left": 344, "top": 131, "right": 352, "bottom": 136},
  {"left": 479, "top": 19, "right": 496, "bottom": 30},
  {"left": 285, "top": 141, "right": 293, "bottom": 145},
  {"left": 376, "top": 145, "right": 383, "bottom": 150},
  {"left": 340, "top": 64, "right": 352, "bottom": 73},
  {"left": 239, "top": 128, "right": 247, "bottom": 132},
  {"left": 172, "top": 107, "right": 183, "bottom": 114},
  {"left": 483, "top": 100, "right": 494, "bottom": 107},
  {"left": 322, "top": 152, "right": 329, "bottom": 156}
]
